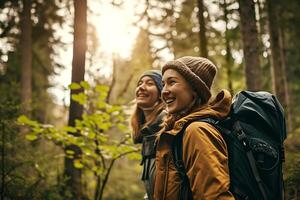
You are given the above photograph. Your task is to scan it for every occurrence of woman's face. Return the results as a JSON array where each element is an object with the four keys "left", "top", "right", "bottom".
[
  {"left": 162, "top": 69, "right": 195, "bottom": 114},
  {"left": 135, "top": 76, "right": 160, "bottom": 109}
]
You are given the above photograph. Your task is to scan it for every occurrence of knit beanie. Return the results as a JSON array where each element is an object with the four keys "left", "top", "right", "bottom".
[
  {"left": 138, "top": 70, "right": 163, "bottom": 93},
  {"left": 162, "top": 56, "right": 217, "bottom": 103}
]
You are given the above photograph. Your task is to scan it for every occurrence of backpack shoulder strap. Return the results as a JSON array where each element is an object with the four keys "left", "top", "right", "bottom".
[
  {"left": 173, "top": 118, "right": 218, "bottom": 168},
  {"left": 173, "top": 118, "right": 218, "bottom": 170},
  {"left": 172, "top": 118, "right": 218, "bottom": 200}
]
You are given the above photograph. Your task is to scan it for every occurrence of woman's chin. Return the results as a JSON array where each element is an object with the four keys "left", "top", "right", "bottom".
[{"left": 166, "top": 106, "right": 176, "bottom": 114}]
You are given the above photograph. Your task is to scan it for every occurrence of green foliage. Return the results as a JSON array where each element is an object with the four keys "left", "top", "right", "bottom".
[
  {"left": 102, "top": 158, "right": 144, "bottom": 200},
  {"left": 18, "top": 83, "right": 140, "bottom": 199},
  {"left": 0, "top": 95, "right": 66, "bottom": 200},
  {"left": 69, "top": 83, "right": 82, "bottom": 90},
  {"left": 285, "top": 152, "right": 300, "bottom": 188}
]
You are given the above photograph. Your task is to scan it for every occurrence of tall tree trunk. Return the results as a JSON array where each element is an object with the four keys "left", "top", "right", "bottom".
[
  {"left": 197, "top": 0, "right": 208, "bottom": 58},
  {"left": 20, "top": 0, "right": 32, "bottom": 117},
  {"left": 222, "top": 0, "right": 234, "bottom": 94},
  {"left": 266, "top": 0, "right": 292, "bottom": 131},
  {"left": 256, "top": 0, "right": 272, "bottom": 89},
  {"left": 64, "top": 0, "right": 87, "bottom": 199},
  {"left": 279, "top": 25, "right": 293, "bottom": 131},
  {"left": 238, "top": 0, "right": 262, "bottom": 91}
]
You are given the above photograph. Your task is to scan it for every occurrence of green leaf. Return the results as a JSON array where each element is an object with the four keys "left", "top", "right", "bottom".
[
  {"left": 17, "top": 115, "right": 39, "bottom": 127},
  {"left": 82, "top": 147, "right": 95, "bottom": 157},
  {"left": 32, "top": 127, "right": 43, "bottom": 134},
  {"left": 95, "top": 85, "right": 109, "bottom": 93},
  {"left": 73, "top": 159, "right": 84, "bottom": 169},
  {"left": 80, "top": 81, "right": 90, "bottom": 90},
  {"left": 66, "top": 150, "right": 75, "bottom": 155},
  {"left": 62, "top": 126, "right": 77, "bottom": 133},
  {"left": 72, "top": 93, "right": 87, "bottom": 105},
  {"left": 126, "top": 152, "right": 142, "bottom": 160},
  {"left": 96, "top": 101, "right": 107, "bottom": 109},
  {"left": 66, "top": 155, "right": 74, "bottom": 159},
  {"left": 26, "top": 134, "right": 38, "bottom": 141},
  {"left": 69, "top": 83, "right": 81, "bottom": 90},
  {"left": 98, "top": 123, "right": 111, "bottom": 131},
  {"left": 96, "top": 134, "right": 107, "bottom": 142},
  {"left": 88, "top": 132, "right": 96, "bottom": 139},
  {"left": 107, "top": 105, "right": 121, "bottom": 113}
]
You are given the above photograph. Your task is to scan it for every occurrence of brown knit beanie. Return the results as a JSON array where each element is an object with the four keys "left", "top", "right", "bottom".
[{"left": 162, "top": 56, "right": 217, "bottom": 103}]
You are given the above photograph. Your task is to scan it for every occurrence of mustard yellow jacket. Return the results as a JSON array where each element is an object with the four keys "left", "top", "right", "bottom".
[{"left": 153, "top": 90, "right": 235, "bottom": 200}]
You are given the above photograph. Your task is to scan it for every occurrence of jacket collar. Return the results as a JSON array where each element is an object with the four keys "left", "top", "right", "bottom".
[{"left": 164, "top": 90, "right": 232, "bottom": 136}]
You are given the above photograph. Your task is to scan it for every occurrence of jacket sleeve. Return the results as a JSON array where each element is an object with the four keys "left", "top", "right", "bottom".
[{"left": 182, "top": 122, "right": 234, "bottom": 200}]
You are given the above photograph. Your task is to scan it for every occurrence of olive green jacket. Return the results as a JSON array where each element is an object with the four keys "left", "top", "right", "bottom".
[{"left": 153, "top": 90, "right": 235, "bottom": 200}]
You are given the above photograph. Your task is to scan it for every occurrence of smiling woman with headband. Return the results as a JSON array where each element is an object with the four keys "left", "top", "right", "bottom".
[{"left": 130, "top": 70, "right": 166, "bottom": 200}]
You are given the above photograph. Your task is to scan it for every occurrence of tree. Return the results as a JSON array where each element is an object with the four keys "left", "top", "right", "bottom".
[
  {"left": 135, "top": 0, "right": 178, "bottom": 62},
  {"left": 0, "top": 1, "right": 68, "bottom": 199},
  {"left": 108, "top": 29, "right": 154, "bottom": 104},
  {"left": 238, "top": 0, "right": 262, "bottom": 91},
  {"left": 221, "top": 0, "right": 234, "bottom": 94},
  {"left": 279, "top": 0, "right": 300, "bottom": 130},
  {"left": 172, "top": 0, "right": 198, "bottom": 58},
  {"left": 17, "top": 83, "right": 140, "bottom": 200},
  {"left": 1, "top": 0, "right": 65, "bottom": 122},
  {"left": 197, "top": 0, "right": 208, "bottom": 58},
  {"left": 20, "top": 0, "right": 32, "bottom": 116},
  {"left": 266, "top": 0, "right": 292, "bottom": 131},
  {"left": 64, "top": 0, "right": 87, "bottom": 198}
]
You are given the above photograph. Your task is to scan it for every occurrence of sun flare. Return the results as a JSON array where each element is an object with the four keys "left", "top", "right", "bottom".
[{"left": 91, "top": 1, "right": 139, "bottom": 58}]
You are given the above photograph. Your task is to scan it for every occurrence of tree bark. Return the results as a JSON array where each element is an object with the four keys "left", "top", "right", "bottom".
[
  {"left": 222, "top": 0, "right": 234, "bottom": 94},
  {"left": 197, "top": 0, "right": 208, "bottom": 58},
  {"left": 266, "top": 0, "right": 292, "bottom": 131},
  {"left": 20, "top": 0, "right": 32, "bottom": 117},
  {"left": 238, "top": 0, "right": 262, "bottom": 91},
  {"left": 64, "top": 0, "right": 87, "bottom": 199}
]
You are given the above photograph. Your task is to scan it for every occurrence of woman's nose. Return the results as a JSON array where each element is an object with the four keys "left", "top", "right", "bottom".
[
  {"left": 161, "top": 87, "right": 170, "bottom": 98},
  {"left": 137, "top": 83, "right": 146, "bottom": 91}
]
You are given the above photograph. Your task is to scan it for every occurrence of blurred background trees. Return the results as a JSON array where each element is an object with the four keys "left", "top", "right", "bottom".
[{"left": 1, "top": 0, "right": 300, "bottom": 199}]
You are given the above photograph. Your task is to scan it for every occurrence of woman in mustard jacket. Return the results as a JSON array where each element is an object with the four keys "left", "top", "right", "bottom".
[{"left": 154, "top": 57, "right": 234, "bottom": 200}]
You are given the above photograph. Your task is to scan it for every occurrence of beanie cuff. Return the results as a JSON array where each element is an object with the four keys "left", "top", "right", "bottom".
[
  {"left": 162, "top": 60, "right": 211, "bottom": 103},
  {"left": 138, "top": 70, "right": 163, "bottom": 93}
]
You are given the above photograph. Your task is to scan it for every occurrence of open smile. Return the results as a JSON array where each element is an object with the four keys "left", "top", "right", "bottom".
[{"left": 164, "top": 97, "right": 175, "bottom": 105}]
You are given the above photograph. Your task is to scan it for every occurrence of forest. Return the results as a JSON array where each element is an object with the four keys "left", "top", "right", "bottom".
[{"left": 1, "top": 0, "right": 300, "bottom": 199}]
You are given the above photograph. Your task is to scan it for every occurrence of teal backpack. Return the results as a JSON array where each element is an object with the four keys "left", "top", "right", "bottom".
[{"left": 173, "top": 91, "right": 287, "bottom": 200}]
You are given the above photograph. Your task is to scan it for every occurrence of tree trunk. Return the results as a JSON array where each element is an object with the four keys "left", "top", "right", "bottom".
[
  {"left": 20, "top": 0, "right": 32, "bottom": 117},
  {"left": 266, "top": 0, "right": 292, "bottom": 131},
  {"left": 222, "top": 0, "right": 234, "bottom": 94},
  {"left": 238, "top": 0, "right": 262, "bottom": 91},
  {"left": 1, "top": 123, "right": 5, "bottom": 200},
  {"left": 64, "top": 0, "right": 87, "bottom": 199},
  {"left": 197, "top": 0, "right": 208, "bottom": 58}
]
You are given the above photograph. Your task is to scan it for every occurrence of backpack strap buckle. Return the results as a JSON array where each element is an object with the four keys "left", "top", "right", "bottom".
[{"left": 233, "top": 121, "right": 249, "bottom": 149}]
